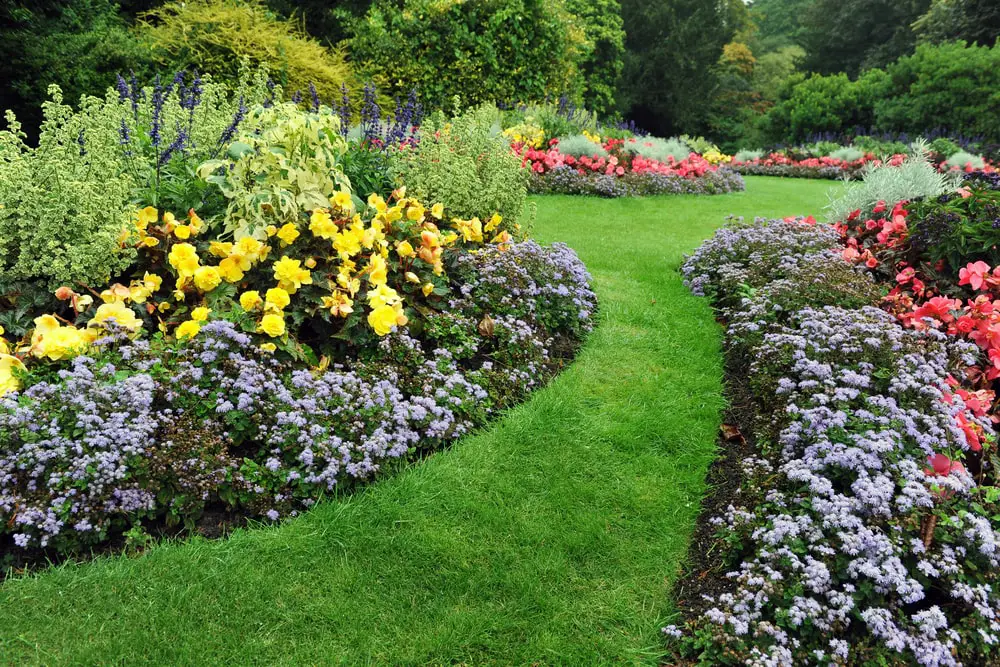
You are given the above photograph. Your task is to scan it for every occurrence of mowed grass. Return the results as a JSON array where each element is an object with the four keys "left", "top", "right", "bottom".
[{"left": 0, "top": 177, "right": 837, "bottom": 664}]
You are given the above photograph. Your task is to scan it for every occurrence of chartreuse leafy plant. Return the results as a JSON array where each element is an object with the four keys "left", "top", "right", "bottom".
[
  {"left": 390, "top": 104, "right": 530, "bottom": 233},
  {"left": 137, "top": 0, "right": 357, "bottom": 102}
]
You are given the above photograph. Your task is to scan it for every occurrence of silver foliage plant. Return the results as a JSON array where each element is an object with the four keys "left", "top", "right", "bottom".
[{"left": 826, "top": 139, "right": 962, "bottom": 222}]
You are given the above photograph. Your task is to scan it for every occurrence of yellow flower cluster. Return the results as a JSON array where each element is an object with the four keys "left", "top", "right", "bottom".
[
  {"left": 503, "top": 123, "right": 546, "bottom": 149},
  {"left": 7, "top": 188, "right": 513, "bottom": 382},
  {"left": 703, "top": 149, "right": 733, "bottom": 165},
  {"left": 582, "top": 130, "right": 603, "bottom": 145}
]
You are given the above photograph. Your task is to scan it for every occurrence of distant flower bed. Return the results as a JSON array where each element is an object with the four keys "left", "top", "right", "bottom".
[
  {"left": 669, "top": 194, "right": 1000, "bottom": 663},
  {"left": 515, "top": 138, "right": 744, "bottom": 197},
  {"left": 732, "top": 147, "right": 998, "bottom": 181}
]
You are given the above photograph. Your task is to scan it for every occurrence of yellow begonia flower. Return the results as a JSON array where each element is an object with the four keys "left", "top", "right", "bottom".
[
  {"left": 406, "top": 204, "right": 424, "bottom": 222},
  {"left": 188, "top": 209, "right": 204, "bottom": 232},
  {"left": 321, "top": 291, "right": 354, "bottom": 318},
  {"left": 454, "top": 218, "right": 483, "bottom": 243},
  {"left": 219, "top": 256, "right": 245, "bottom": 283},
  {"left": 143, "top": 272, "right": 163, "bottom": 293},
  {"left": 191, "top": 306, "right": 211, "bottom": 322},
  {"left": 169, "top": 243, "right": 200, "bottom": 277},
  {"left": 367, "top": 284, "right": 401, "bottom": 308},
  {"left": 430, "top": 203, "right": 444, "bottom": 220},
  {"left": 143, "top": 236, "right": 160, "bottom": 248},
  {"left": 0, "top": 354, "right": 26, "bottom": 397},
  {"left": 366, "top": 255, "right": 388, "bottom": 287},
  {"left": 265, "top": 225, "right": 278, "bottom": 237},
  {"left": 30, "top": 315, "right": 92, "bottom": 361},
  {"left": 194, "top": 266, "right": 222, "bottom": 293},
  {"left": 260, "top": 342, "right": 277, "bottom": 353},
  {"left": 332, "top": 191, "right": 353, "bottom": 211},
  {"left": 137, "top": 206, "right": 158, "bottom": 230},
  {"left": 276, "top": 223, "right": 300, "bottom": 247},
  {"left": 272, "top": 256, "right": 312, "bottom": 293},
  {"left": 174, "top": 225, "right": 192, "bottom": 240},
  {"left": 209, "top": 241, "right": 234, "bottom": 258},
  {"left": 265, "top": 287, "right": 290, "bottom": 311},
  {"left": 422, "top": 283, "right": 435, "bottom": 297},
  {"left": 90, "top": 302, "right": 143, "bottom": 333},
  {"left": 485, "top": 213, "right": 502, "bottom": 233},
  {"left": 240, "top": 291, "right": 263, "bottom": 311},
  {"left": 367, "top": 304, "right": 400, "bottom": 336},
  {"left": 309, "top": 209, "right": 337, "bottom": 239},
  {"left": 396, "top": 240, "right": 415, "bottom": 258},
  {"left": 405, "top": 272, "right": 420, "bottom": 284},
  {"left": 304, "top": 257, "right": 317, "bottom": 269},
  {"left": 235, "top": 236, "right": 264, "bottom": 259},
  {"left": 258, "top": 313, "right": 286, "bottom": 337},
  {"left": 175, "top": 320, "right": 201, "bottom": 340}
]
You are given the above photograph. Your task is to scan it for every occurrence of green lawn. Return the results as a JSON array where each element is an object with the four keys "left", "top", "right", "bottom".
[{"left": 0, "top": 177, "right": 837, "bottom": 664}]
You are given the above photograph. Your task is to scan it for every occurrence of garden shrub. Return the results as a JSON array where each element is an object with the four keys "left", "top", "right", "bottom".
[
  {"left": 826, "top": 148, "right": 962, "bottom": 222},
  {"left": 554, "top": 134, "right": 608, "bottom": 158},
  {"left": 827, "top": 145, "right": 864, "bottom": 162},
  {"left": 390, "top": 105, "right": 529, "bottom": 232},
  {"left": 349, "top": 0, "right": 587, "bottom": 113},
  {"left": 944, "top": 150, "right": 986, "bottom": 171},
  {"left": 0, "top": 68, "right": 269, "bottom": 301},
  {"left": 628, "top": 136, "right": 690, "bottom": 162},
  {"left": 733, "top": 148, "right": 763, "bottom": 162},
  {"left": 0, "top": 0, "right": 156, "bottom": 138},
  {"left": 562, "top": 0, "right": 625, "bottom": 117},
  {"left": 875, "top": 41, "right": 1000, "bottom": 142},
  {"left": 137, "top": 0, "right": 356, "bottom": 102}
]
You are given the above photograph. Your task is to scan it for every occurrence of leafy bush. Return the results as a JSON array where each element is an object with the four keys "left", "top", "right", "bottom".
[
  {"left": 762, "top": 69, "right": 889, "bottom": 144},
  {"left": 944, "top": 150, "right": 986, "bottom": 170},
  {"left": 828, "top": 145, "right": 864, "bottom": 162},
  {"left": 0, "top": 0, "right": 157, "bottom": 138},
  {"left": 826, "top": 149, "right": 962, "bottom": 222},
  {"left": 733, "top": 148, "right": 763, "bottom": 162},
  {"left": 853, "top": 135, "right": 909, "bottom": 156},
  {"left": 929, "top": 137, "right": 962, "bottom": 158},
  {"left": 390, "top": 105, "right": 529, "bottom": 232},
  {"left": 628, "top": 136, "right": 690, "bottom": 162},
  {"left": 876, "top": 41, "right": 1000, "bottom": 142},
  {"left": 0, "top": 68, "right": 269, "bottom": 296},
  {"left": 563, "top": 0, "right": 625, "bottom": 116},
  {"left": 349, "top": 0, "right": 587, "bottom": 114},
  {"left": 137, "top": 0, "right": 356, "bottom": 102},
  {"left": 554, "top": 134, "right": 608, "bottom": 158}
]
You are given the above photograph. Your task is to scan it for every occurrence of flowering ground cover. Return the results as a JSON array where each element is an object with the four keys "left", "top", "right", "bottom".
[
  {"left": 668, "top": 174, "right": 1000, "bottom": 664},
  {"left": 0, "top": 177, "right": 835, "bottom": 663}
]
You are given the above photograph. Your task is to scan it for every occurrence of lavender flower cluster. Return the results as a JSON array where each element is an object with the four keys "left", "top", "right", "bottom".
[
  {"left": 670, "top": 222, "right": 1000, "bottom": 665},
  {"left": 680, "top": 217, "right": 842, "bottom": 307},
  {"left": 0, "top": 243, "right": 596, "bottom": 556},
  {"left": 528, "top": 165, "right": 746, "bottom": 198}
]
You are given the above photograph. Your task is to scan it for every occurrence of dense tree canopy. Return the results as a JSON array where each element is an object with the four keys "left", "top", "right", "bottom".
[{"left": 619, "top": 0, "right": 749, "bottom": 136}]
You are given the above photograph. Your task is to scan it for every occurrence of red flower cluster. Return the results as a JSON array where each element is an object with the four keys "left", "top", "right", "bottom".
[{"left": 513, "top": 140, "right": 720, "bottom": 180}]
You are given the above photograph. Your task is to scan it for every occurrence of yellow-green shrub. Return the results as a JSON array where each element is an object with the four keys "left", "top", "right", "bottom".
[{"left": 137, "top": 0, "right": 356, "bottom": 101}]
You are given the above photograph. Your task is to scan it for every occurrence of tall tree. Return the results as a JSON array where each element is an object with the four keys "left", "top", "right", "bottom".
[
  {"left": 913, "top": 0, "right": 1000, "bottom": 47},
  {"left": 748, "top": 0, "right": 812, "bottom": 52},
  {"left": 619, "top": 0, "right": 748, "bottom": 135},
  {"left": 799, "top": 0, "right": 931, "bottom": 76}
]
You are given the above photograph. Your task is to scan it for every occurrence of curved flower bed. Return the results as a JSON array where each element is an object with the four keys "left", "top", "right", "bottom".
[
  {"left": 733, "top": 153, "right": 998, "bottom": 181},
  {"left": 668, "top": 213, "right": 1000, "bottom": 665},
  {"left": 515, "top": 141, "right": 744, "bottom": 197},
  {"left": 0, "top": 73, "right": 598, "bottom": 564}
]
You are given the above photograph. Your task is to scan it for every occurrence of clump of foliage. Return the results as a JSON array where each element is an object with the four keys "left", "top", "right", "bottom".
[
  {"left": 349, "top": 0, "right": 587, "bottom": 114},
  {"left": 0, "top": 0, "right": 157, "bottom": 137},
  {"left": 390, "top": 105, "right": 530, "bottom": 232},
  {"left": 944, "top": 150, "right": 986, "bottom": 171},
  {"left": 137, "top": 0, "right": 356, "bottom": 102},
  {"left": 555, "top": 134, "right": 607, "bottom": 158},
  {"left": 628, "top": 136, "right": 691, "bottom": 162},
  {"left": 827, "top": 146, "right": 962, "bottom": 222},
  {"left": 0, "top": 67, "right": 269, "bottom": 296}
]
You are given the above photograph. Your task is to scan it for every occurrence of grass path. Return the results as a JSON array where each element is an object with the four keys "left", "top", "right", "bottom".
[{"left": 0, "top": 177, "right": 837, "bottom": 664}]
